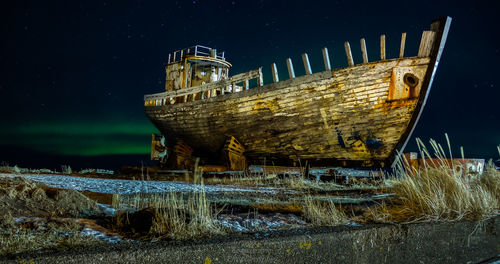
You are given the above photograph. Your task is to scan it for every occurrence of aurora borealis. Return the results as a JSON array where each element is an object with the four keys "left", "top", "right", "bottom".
[
  {"left": 1, "top": 121, "right": 157, "bottom": 156},
  {"left": 1, "top": 0, "right": 499, "bottom": 169}
]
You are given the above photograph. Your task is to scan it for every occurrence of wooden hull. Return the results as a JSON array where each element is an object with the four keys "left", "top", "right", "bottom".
[
  {"left": 144, "top": 17, "right": 451, "bottom": 167},
  {"left": 147, "top": 58, "right": 429, "bottom": 167}
]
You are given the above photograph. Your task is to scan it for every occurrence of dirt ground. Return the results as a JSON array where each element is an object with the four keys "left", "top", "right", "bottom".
[
  {"left": 0, "top": 177, "right": 99, "bottom": 218},
  {"left": 0, "top": 177, "right": 105, "bottom": 255}
]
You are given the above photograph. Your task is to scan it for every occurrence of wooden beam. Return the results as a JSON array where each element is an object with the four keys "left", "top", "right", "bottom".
[
  {"left": 168, "top": 53, "right": 171, "bottom": 64},
  {"left": 286, "top": 58, "right": 295, "bottom": 79},
  {"left": 418, "top": 30, "right": 436, "bottom": 57},
  {"left": 271, "top": 63, "right": 279, "bottom": 83},
  {"left": 344, "top": 42, "right": 354, "bottom": 67},
  {"left": 399, "top": 32, "right": 407, "bottom": 58},
  {"left": 244, "top": 79, "right": 249, "bottom": 90},
  {"left": 380, "top": 35, "right": 386, "bottom": 60},
  {"left": 302, "top": 53, "right": 312, "bottom": 75},
  {"left": 257, "top": 67, "right": 263, "bottom": 87},
  {"left": 322, "top": 47, "right": 331, "bottom": 70},
  {"left": 360, "top": 38, "right": 368, "bottom": 63}
]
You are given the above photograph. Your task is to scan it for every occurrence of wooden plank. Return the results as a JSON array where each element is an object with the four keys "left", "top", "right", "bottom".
[
  {"left": 302, "top": 53, "right": 312, "bottom": 75},
  {"left": 286, "top": 58, "right": 296, "bottom": 79},
  {"left": 418, "top": 31, "right": 436, "bottom": 57},
  {"left": 344, "top": 42, "right": 354, "bottom": 67},
  {"left": 399, "top": 32, "right": 407, "bottom": 58},
  {"left": 380, "top": 35, "right": 386, "bottom": 60},
  {"left": 244, "top": 80, "right": 249, "bottom": 90},
  {"left": 257, "top": 67, "right": 263, "bottom": 87},
  {"left": 271, "top": 63, "right": 279, "bottom": 83},
  {"left": 322, "top": 47, "right": 331, "bottom": 70},
  {"left": 360, "top": 38, "right": 368, "bottom": 63}
]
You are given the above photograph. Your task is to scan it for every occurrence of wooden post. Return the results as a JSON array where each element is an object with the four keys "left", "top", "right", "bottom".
[
  {"left": 286, "top": 58, "right": 295, "bottom": 79},
  {"left": 257, "top": 67, "right": 263, "bottom": 87},
  {"left": 271, "top": 63, "right": 279, "bottom": 83},
  {"left": 399, "top": 32, "right": 407, "bottom": 58},
  {"left": 244, "top": 79, "right": 249, "bottom": 90},
  {"left": 302, "top": 53, "right": 312, "bottom": 75},
  {"left": 418, "top": 31, "right": 436, "bottom": 57},
  {"left": 360, "top": 38, "right": 368, "bottom": 63},
  {"left": 380, "top": 35, "right": 386, "bottom": 60},
  {"left": 194, "top": 46, "right": 198, "bottom": 56},
  {"left": 322, "top": 47, "right": 331, "bottom": 71},
  {"left": 168, "top": 53, "right": 171, "bottom": 64},
  {"left": 173, "top": 51, "right": 176, "bottom": 62},
  {"left": 344, "top": 42, "right": 354, "bottom": 67}
]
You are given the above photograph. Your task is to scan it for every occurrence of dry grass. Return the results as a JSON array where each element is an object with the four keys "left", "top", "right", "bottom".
[
  {"left": 301, "top": 196, "right": 347, "bottom": 226},
  {"left": 0, "top": 213, "right": 101, "bottom": 255},
  {"left": 368, "top": 136, "right": 500, "bottom": 223},
  {"left": 205, "top": 170, "right": 378, "bottom": 194},
  {"left": 113, "top": 160, "right": 225, "bottom": 239}
]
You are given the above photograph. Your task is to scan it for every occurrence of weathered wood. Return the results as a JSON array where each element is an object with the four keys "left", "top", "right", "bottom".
[
  {"left": 257, "top": 68, "right": 264, "bottom": 87},
  {"left": 344, "top": 42, "right": 354, "bottom": 66},
  {"left": 418, "top": 31, "right": 436, "bottom": 57},
  {"left": 302, "top": 53, "right": 312, "bottom": 75},
  {"left": 144, "top": 68, "right": 261, "bottom": 101},
  {"left": 146, "top": 57, "right": 431, "bottom": 164},
  {"left": 173, "top": 141, "right": 193, "bottom": 169},
  {"left": 223, "top": 136, "right": 247, "bottom": 170},
  {"left": 271, "top": 63, "right": 279, "bottom": 83},
  {"left": 380, "top": 35, "right": 386, "bottom": 60},
  {"left": 360, "top": 38, "right": 368, "bottom": 63},
  {"left": 286, "top": 58, "right": 296, "bottom": 79},
  {"left": 322, "top": 47, "right": 331, "bottom": 71},
  {"left": 168, "top": 54, "right": 171, "bottom": 64},
  {"left": 244, "top": 80, "right": 249, "bottom": 90},
  {"left": 145, "top": 18, "right": 451, "bottom": 167},
  {"left": 399, "top": 33, "right": 407, "bottom": 58}
]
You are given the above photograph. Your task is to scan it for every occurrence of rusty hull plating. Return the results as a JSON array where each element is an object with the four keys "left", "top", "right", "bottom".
[{"left": 144, "top": 17, "right": 452, "bottom": 168}]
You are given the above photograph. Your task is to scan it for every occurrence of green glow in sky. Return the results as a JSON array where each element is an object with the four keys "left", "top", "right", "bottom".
[{"left": 0, "top": 121, "right": 159, "bottom": 156}]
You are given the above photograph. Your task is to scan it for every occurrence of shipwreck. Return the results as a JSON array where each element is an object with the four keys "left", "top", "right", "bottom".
[{"left": 144, "top": 17, "right": 451, "bottom": 170}]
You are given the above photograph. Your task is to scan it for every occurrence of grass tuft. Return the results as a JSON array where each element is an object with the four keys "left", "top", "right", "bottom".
[
  {"left": 302, "top": 196, "right": 347, "bottom": 226},
  {"left": 113, "top": 159, "right": 225, "bottom": 239},
  {"left": 368, "top": 137, "right": 500, "bottom": 223}
]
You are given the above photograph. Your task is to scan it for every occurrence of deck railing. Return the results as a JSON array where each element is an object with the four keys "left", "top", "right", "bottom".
[
  {"left": 144, "top": 68, "right": 263, "bottom": 106},
  {"left": 168, "top": 45, "right": 225, "bottom": 64},
  {"left": 147, "top": 27, "right": 438, "bottom": 107}
]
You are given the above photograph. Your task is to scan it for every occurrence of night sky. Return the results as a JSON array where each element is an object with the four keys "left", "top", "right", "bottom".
[{"left": 1, "top": 0, "right": 498, "bottom": 170}]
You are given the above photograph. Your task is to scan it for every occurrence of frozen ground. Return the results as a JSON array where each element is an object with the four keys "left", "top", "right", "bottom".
[
  {"left": 14, "top": 216, "right": 122, "bottom": 243},
  {"left": 0, "top": 173, "right": 296, "bottom": 195},
  {"left": 0, "top": 173, "right": 366, "bottom": 237}
]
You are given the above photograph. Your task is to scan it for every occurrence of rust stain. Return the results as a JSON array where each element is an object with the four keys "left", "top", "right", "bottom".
[{"left": 251, "top": 98, "right": 280, "bottom": 114}]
